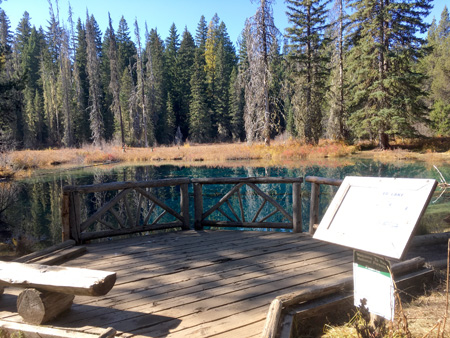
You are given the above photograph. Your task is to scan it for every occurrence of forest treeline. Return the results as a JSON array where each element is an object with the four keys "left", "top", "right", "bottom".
[{"left": 0, "top": 0, "right": 449, "bottom": 151}]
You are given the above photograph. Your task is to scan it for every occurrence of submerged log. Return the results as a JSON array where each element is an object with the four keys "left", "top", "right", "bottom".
[
  {"left": 0, "top": 262, "right": 116, "bottom": 296},
  {"left": 17, "top": 288, "right": 74, "bottom": 324}
]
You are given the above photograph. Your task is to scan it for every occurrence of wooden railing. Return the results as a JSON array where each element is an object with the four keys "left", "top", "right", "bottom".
[
  {"left": 305, "top": 176, "right": 342, "bottom": 234},
  {"left": 61, "top": 176, "right": 307, "bottom": 243},
  {"left": 62, "top": 178, "right": 190, "bottom": 243},
  {"left": 192, "top": 177, "right": 303, "bottom": 232}
]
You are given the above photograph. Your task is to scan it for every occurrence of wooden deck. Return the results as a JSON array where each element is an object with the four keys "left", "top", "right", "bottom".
[{"left": 0, "top": 230, "right": 353, "bottom": 337}]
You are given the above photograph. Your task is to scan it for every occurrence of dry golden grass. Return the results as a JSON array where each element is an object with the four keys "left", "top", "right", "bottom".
[{"left": 0, "top": 140, "right": 359, "bottom": 177}]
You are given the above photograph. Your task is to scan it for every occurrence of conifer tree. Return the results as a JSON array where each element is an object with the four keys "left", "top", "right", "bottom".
[
  {"left": 73, "top": 19, "right": 90, "bottom": 144},
  {"left": 85, "top": 12, "right": 104, "bottom": 145},
  {"left": 346, "top": 0, "right": 432, "bottom": 148},
  {"left": 164, "top": 23, "right": 180, "bottom": 142},
  {"left": 177, "top": 27, "right": 195, "bottom": 138},
  {"left": 146, "top": 28, "right": 166, "bottom": 144},
  {"left": 108, "top": 14, "right": 125, "bottom": 146},
  {"left": 189, "top": 47, "right": 211, "bottom": 142},
  {"left": 425, "top": 6, "right": 450, "bottom": 135},
  {"left": 286, "top": 0, "right": 330, "bottom": 145}
]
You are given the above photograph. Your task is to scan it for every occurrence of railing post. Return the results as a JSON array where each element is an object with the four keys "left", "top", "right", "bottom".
[
  {"left": 309, "top": 183, "right": 320, "bottom": 234},
  {"left": 69, "top": 192, "right": 81, "bottom": 244},
  {"left": 180, "top": 183, "right": 190, "bottom": 230},
  {"left": 62, "top": 191, "right": 70, "bottom": 241},
  {"left": 194, "top": 183, "right": 203, "bottom": 230},
  {"left": 292, "top": 182, "right": 302, "bottom": 233}
]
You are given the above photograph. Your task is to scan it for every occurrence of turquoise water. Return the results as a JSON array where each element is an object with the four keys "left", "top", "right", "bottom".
[{"left": 3, "top": 158, "right": 450, "bottom": 250}]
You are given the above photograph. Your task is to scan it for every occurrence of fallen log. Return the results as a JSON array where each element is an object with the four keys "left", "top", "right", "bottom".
[{"left": 0, "top": 262, "right": 116, "bottom": 296}]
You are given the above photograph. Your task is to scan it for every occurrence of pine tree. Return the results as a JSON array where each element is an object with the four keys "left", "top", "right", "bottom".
[
  {"left": 189, "top": 47, "right": 211, "bottom": 142},
  {"left": 286, "top": 0, "right": 330, "bottom": 145},
  {"left": 134, "top": 19, "right": 153, "bottom": 146},
  {"left": 73, "top": 18, "right": 90, "bottom": 144},
  {"left": 229, "top": 66, "right": 245, "bottom": 141},
  {"left": 146, "top": 28, "right": 166, "bottom": 144},
  {"left": 425, "top": 6, "right": 450, "bottom": 136},
  {"left": 346, "top": 0, "right": 432, "bottom": 148},
  {"left": 85, "top": 12, "right": 104, "bottom": 145},
  {"left": 164, "top": 23, "right": 180, "bottom": 142},
  {"left": 108, "top": 14, "right": 125, "bottom": 146},
  {"left": 326, "top": 0, "right": 348, "bottom": 140},
  {"left": 177, "top": 27, "right": 195, "bottom": 139},
  {"left": 116, "top": 16, "right": 136, "bottom": 76}
]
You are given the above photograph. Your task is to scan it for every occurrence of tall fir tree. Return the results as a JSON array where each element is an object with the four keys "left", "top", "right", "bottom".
[
  {"left": 189, "top": 47, "right": 211, "bottom": 142},
  {"left": 85, "top": 12, "right": 104, "bottom": 145},
  {"left": 177, "top": 27, "right": 195, "bottom": 139},
  {"left": 286, "top": 0, "right": 330, "bottom": 145},
  {"left": 425, "top": 6, "right": 450, "bottom": 136},
  {"left": 346, "top": 0, "right": 432, "bottom": 148}
]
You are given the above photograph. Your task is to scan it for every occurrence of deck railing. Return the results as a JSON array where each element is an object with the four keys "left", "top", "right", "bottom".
[
  {"left": 305, "top": 176, "right": 343, "bottom": 234},
  {"left": 192, "top": 177, "right": 303, "bottom": 232},
  {"left": 62, "top": 178, "right": 190, "bottom": 243},
  {"left": 61, "top": 176, "right": 353, "bottom": 243}
]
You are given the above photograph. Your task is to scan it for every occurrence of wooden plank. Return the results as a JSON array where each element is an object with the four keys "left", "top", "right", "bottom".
[
  {"left": 63, "top": 177, "right": 191, "bottom": 193},
  {"left": 202, "top": 221, "right": 292, "bottom": 229},
  {"left": 76, "top": 259, "right": 352, "bottom": 332},
  {"left": 14, "top": 240, "right": 76, "bottom": 263},
  {"left": 30, "top": 246, "right": 87, "bottom": 265},
  {"left": 0, "top": 320, "right": 112, "bottom": 338},
  {"left": 305, "top": 176, "right": 342, "bottom": 186},
  {"left": 0, "top": 262, "right": 116, "bottom": 296},
  {"left": 191, "top": 177, "right": 303, "bottom": 184}
]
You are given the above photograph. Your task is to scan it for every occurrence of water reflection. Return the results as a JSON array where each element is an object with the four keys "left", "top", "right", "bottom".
[{"left": 2, "top": 160, "right": 449, "bottom": 251}]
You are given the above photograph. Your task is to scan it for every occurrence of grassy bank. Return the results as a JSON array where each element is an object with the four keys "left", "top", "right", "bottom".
[{"left": 1, "top": 138, "right": 450, "bottom": 178}]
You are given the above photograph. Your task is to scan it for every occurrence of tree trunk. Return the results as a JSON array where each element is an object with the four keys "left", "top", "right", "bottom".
[{"left": 379, "top": 132, "right": 390, "bottom": 150}]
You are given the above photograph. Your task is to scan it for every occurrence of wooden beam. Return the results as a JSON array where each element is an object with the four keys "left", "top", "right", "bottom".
[
  {"left": 309, "top": 182, "right": 320, "bottom": 234},
  {"left": 63, "top": 177, "right": 191, "bottom": 193},
  {"left": 0, "top": 320, "right": 114, "bottom": 338},
  {"left": 14, "top": 240, "right": 76, "bottom": 263},
  {"left": 194, "top": 183, "right": 203, "bottom": 230},
  {"left": 305, "top": 176, "right": 342, "bottom": 186},
  {"left": 0, "top": 262, "right": 116, "bottom": 296},
  {"left": 292, "top": 182, "right": 302, "bottom": 233}
]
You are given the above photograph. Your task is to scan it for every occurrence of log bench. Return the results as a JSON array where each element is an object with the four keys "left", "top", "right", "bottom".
[{"left": 0, "top": 262, "right": 116, "bottom": 325}]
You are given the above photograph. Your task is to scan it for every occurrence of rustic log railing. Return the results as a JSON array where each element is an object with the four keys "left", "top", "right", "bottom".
[
  {"left": 305, "top": 176, "right": 342, "bottom": 234},
  {"left": 191, "top": 177, "right": 303, "bottom": 232},
  {"left": 62, "top": 178, "right": 190, "bottom": 244}
]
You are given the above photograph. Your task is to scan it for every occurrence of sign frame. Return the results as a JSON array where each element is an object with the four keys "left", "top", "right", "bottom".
[{"left": 313, "top": 176, "right": 437, "bottom": 260}]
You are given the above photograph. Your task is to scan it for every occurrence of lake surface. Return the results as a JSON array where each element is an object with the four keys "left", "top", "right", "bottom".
[{"left": 3, "top": 157, "right": 450, "bottom": 252}]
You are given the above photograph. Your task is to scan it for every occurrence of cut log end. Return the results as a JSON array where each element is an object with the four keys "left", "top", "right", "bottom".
[
  {"left": 91, "top": 273, "right": 117, "bottom": 296},
  {"left": 17, "top": 288, "right": 74, "bottom": 325}
]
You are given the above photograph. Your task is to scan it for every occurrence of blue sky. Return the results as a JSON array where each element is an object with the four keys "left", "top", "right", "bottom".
[{"left": 1, "top": 0, "right": 448, "bottom": 46}]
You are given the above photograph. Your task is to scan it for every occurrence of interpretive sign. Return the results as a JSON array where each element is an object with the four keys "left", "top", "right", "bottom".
[
  {"left": 313, "top": 176, "right": 437, "bottom": 260},
  {"left": 353, "top": 251, "right": 394, "bottom": 320}
]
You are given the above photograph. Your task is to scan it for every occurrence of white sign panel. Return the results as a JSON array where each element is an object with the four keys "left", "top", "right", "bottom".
[
  {"left": 353, "top": 251, "right": 395, "bottom": 321},
  {"left": 313, "top": 177, "right": 437, "bottom": 260}
]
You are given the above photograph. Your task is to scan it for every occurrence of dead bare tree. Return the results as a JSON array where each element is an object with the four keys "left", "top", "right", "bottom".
[{"left": 244, "top": 0, "right": 278, "bottom": 145}]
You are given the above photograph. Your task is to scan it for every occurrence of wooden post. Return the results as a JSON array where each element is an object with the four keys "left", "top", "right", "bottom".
[
  {"left": 17, "top": 288, "right": 74, "bottom": 324},
  {"left": 62, "top": 192, "right": 70, "bottom": 241},
  {"left": 309, "top": 182, "right": 320, "bottom": 234},
  {"left": 180, "top": 183, "right": 190, "bottom": 230},
  {"left": 69, "top": 192, "right": 81, "bottom": 244},
  {"left": 194, "top": 183, "right": 203, "bottom": 230},
  {"left": 292, "top": 182, "right": 302, "bottom": 233}
]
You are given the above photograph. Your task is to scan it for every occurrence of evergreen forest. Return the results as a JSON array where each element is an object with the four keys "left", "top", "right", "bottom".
[{"left": 0, "top": 0, "right": 448, "bottom": 151}]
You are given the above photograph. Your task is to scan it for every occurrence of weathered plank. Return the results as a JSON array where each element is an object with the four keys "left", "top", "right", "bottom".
[
  {"left": 13, "top": 240, "right": 76, "bottom": 263},
  {"left": 0, "top": 262, "right": 116, "bottom": 296}
]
